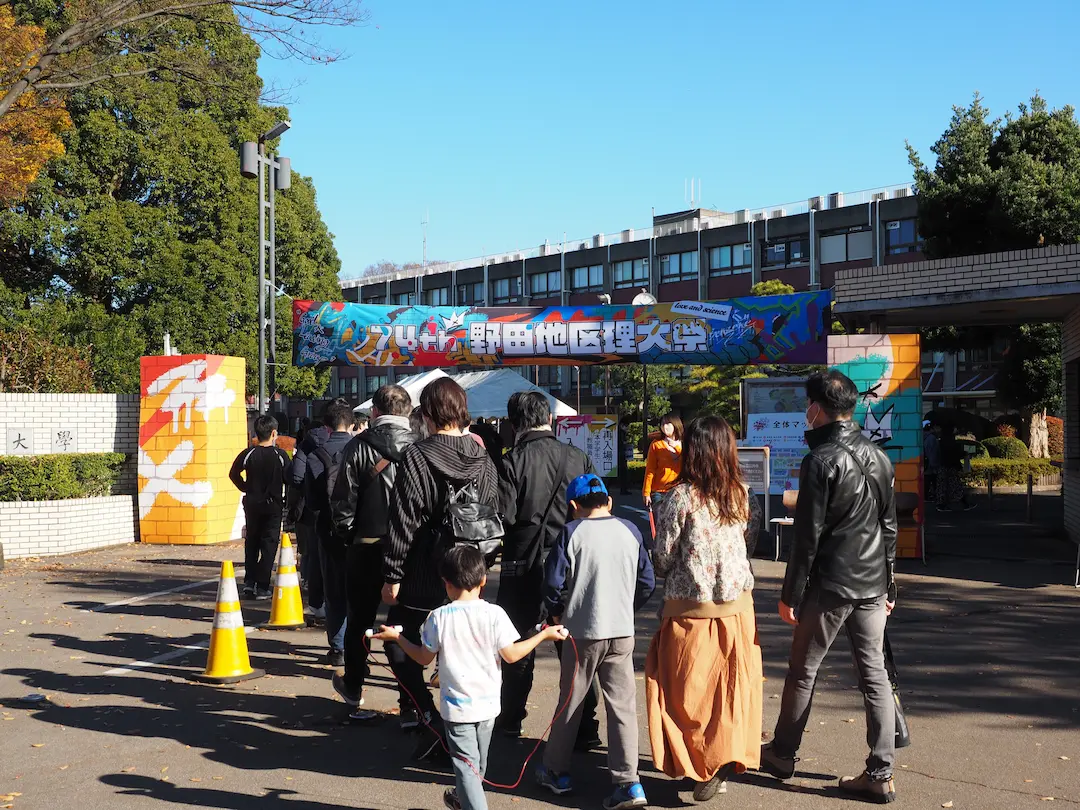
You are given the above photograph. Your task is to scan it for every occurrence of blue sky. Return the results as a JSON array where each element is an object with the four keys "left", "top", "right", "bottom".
[{"left": 257, "top": 0, "right": 1080, "bottom": 280}]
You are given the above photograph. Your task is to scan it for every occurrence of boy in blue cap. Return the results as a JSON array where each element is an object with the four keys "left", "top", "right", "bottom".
[{"left": 536, "top": 474, "right": 655, "bottom": 810}]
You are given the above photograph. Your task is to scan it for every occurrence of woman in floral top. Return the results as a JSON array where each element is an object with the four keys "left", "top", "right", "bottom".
[{"left": 645, "top": 415, "right": 763, "bottom": 803}]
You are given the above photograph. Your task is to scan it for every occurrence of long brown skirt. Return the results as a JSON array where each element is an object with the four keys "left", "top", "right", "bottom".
[{"left": 645, "top": 604, "right": 763, "bottom": 781}]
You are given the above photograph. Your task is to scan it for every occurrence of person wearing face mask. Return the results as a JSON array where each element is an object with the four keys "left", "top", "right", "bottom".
[
  {"left": 643, "top": 413, "right": 684, "bottom": 519},
  {"left": 759, "top": 370, "right": 899, "bottom": 805}
]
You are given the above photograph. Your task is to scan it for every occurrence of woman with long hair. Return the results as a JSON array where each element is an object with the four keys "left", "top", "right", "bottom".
[
  {"left": 643, "top": 412, "right": 684, "bottom": 512},
  {"left": 646, "top": 415, "right": 763, "bottom": 802}
]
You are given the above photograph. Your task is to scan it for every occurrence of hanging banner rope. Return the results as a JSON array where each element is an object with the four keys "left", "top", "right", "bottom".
[{"left": 292, "top": 291, "right": 830, "bottom": 368}]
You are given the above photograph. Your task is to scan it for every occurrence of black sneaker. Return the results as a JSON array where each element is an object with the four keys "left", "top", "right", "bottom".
[
  {"left": 399, "top": 707, "right": 421, "bottom": 731},
  {"left": 243, "top": 586, "right": 256, "bottom": 600},
  {"left": 254, "top": 586, "right": 272, "bottom": 601},
  {"left": 759, "top": 743, "right": 796, "bottom": 780},
  {"left": 498, "top": 718, "right": 523, "bottom": 738},
  {"left": 348, "top": 707, "right": 381, "bottom": 723},
  {"left": 323, "top": 650, "right": 345, "bottom": 668},
  {"left": 332, "top": 673, "right": 361, "bottom": 707}
]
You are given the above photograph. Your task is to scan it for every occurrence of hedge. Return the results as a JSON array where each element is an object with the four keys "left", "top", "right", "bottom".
[
  {"left": 627, "top": 460, "right": 646, "bottom": 484},
  {"left": 962, "top": 458, "right": 1057, "bottom": 487},
  {"left": 0, "top": 453, "right": 127, "bottom": 501},
  {"left": 982, "top": 436, "right": 1030, "bottom": 459}
]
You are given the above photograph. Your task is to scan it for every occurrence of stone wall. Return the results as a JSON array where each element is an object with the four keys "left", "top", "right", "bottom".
[{"left": 0, "top": 495, "right": 138, "bottom": 559}]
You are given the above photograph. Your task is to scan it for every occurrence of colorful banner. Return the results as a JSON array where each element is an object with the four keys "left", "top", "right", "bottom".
[
  {"left": 742, "top": 413, "right": 810, "bottom": 495},
  {"left": 555, "top": 416, "right": 618, "bottom": 478},
  {"left": 292, "top": 292, "right": 830, "bottom": 368}
]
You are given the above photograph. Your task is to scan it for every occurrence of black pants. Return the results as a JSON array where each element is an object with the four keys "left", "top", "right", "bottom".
[
  {"left": 318, "top": 531, "right": 348, "bottom": 652},
  {"left": 343, "top": 543, "right": 386, "bottom": 693},
  {"left": 244, "top": 506, "right": 281, "bottom": 590},
  {"left": 497, "top": 565, "right": 600, "bottom": 735},
  {"left": 386, "top": 602, "right": 438, "bottom": 716}
]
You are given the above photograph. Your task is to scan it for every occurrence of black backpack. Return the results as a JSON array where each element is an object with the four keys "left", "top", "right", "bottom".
[
  {"left": 312, "top": 445, "right": 346, "bottom": 512},
  {"left": 433, "top": 478, "right": 505, "bottom": 568}
]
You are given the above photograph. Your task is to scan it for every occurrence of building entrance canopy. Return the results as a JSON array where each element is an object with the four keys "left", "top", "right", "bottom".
[{"left": 292, "top": 291, "right": 831, "bottom": 368}]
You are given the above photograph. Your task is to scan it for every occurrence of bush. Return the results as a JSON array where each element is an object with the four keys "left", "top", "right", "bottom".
[
  {"left": 995, "top": 423, "right": 1017, "bottom": 439},
  {"left": 1047, "top": 416, "right": 1063, "bottom": 458},
  {"left": 972, "top": 441, "right": 990, "bottom": 459},
  {"left": 0, "top": 453, "right": 126, "bottom": 501},
  {"left": 627, "top": 460, "right": 646, "bottom": 484},
  {"left": 962, "top": 458, "right": 1057, "bottom": 487},
  {"left": 982, "top": 436, "right": 1030, "bottom": 459}
]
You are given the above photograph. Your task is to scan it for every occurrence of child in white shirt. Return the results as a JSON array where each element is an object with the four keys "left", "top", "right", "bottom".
[{"left": 375, "top": 545, "right": 564, "bottom": 810}]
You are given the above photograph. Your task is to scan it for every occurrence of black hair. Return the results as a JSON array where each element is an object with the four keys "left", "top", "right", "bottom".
[
  {"left": 439, "top": 545, "right": 486, "bottom": 591},
  {"left": 806, "top": 370, "right": 858, "bottom": 418},
  {"left": 323, "top": 399, "right": 354, "bottom": 431},
  {"left": 254, "top": 414, "right": 278, "bottom": 442},
  {"left": 373, "top": 383, "right": 413, "bottom": 417},
  {"left": 573, "top": 491, "right": 609, "bottom": 510},
  {"left": 510, "top": 391, "right": 551, "bottom": 432}
]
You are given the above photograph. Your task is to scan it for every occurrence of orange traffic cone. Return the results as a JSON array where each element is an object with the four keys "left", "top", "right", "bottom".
[
  {"left": 191, "top": 561, "right": 264, "bottom": 684},
  {"left": 263, "top": 534, "right": 306, "bottom": 630}
]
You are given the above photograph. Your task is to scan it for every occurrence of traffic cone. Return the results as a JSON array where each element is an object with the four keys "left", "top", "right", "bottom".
[
  {"left": 190, "top": 561, "right": 264, "bottom": 684},
  {"left": 262, "top": 533, "right": 306, "bottom": 630}
]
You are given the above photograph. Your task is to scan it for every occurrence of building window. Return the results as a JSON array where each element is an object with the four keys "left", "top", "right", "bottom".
[
  {"left": 491, "top": 276, "right": 522, "bottom": 304},
  {"left": 613, "top": 258, "right": 649, "bottom": 289},
  {"left": 886, "top": 218, "right": 922, "bottom": 254},
  {"left": 570, "top": 265, "right": 604, "bottom": 293},
  {"left": 457, "top": 281, "right": 484, "bottom": 306},
  {"left": 529, "top": 270, "right": 562, "bottom": 297},
  {"left": 363, "top": 294, "right": 386, "bottom": 305},
  {"left": 659, "top": 251, "right": 699, "bottom": 283},
  {"left": 366, "top": 373, "right": 388, "bottom": 395},
  {"left": 337, "top": 377, "right": 348, "bottom": 395},
  {"left": 820, "top": 228, "right": 874, "bottom": 264},
  {"left": 537, "top": 366, "right": 562, "bottom": 390},
  {"left": 423, "top": 287, "right": 449, "bottom": 306},
  {"left": 708, "top": 244, "right": 753, "bottom": 276},
  {"left": 392, "top": 292, "right": 416, "bottom": 306},
  {"left": 763, "top": 237, "right": 809, "bottom": 269}
]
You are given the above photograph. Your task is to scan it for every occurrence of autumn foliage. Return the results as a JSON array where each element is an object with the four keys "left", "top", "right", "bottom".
[{"left": 0, "top": 7, "right": 70, "bottom": 202}]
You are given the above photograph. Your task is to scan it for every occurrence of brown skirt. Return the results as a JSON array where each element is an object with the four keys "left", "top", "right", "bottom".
[{"left": 645, "top": 599, "right": 763, "bottom": 781}]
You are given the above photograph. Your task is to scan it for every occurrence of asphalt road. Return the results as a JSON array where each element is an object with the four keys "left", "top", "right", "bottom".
[{"left": 1, "top": 514, "right": 1078, "bottom": 810}]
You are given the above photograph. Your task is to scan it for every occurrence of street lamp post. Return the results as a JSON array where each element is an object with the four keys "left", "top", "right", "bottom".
[{"left": 241, "top": 121, "right": 292, "bottom": 414}]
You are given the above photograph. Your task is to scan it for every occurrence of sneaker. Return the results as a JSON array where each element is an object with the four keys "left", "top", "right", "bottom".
[
  {"left": 838, "top": 772, "right": 896, "bottom": 804},
  {"left": 759, "top": 743, "right": 796, "bottom": 780},
  {"left": 692, "top": 763, "right": 735, "bottom": 802},
  {"left": 323, "top": 650, "right": 345, "bottom": 668},
  {"left": 348, "top": 707, "right": 381, "bottom": 722},
  {"left": 399, "top": 707, "right": 421, "bottom": 731},
  {"left": 332, "top": 673, "right": 361, "bottom": 707},
  {"left": 254, "top": 586, "right": 272, "bottom": 601},
  {"left": 442, "top": 788, "right": 461, "bottom": 810},
  {"left": 242, "top": 586, "right": 256, "bottom": 600},
  {"left": 535, "top": 765, "right": 572, "bottom": 796},
  {"left": 412, "top": 726, "right": 445, "bottom": 762},
  {"left": 603, "top": 782, "right": 648, "bottom": 810},
  {"left": 305, "top": 604, "right": 326, "bottom": 620},
  {"left": 498, "top": 718, "right": 523, "bottom": 738}
]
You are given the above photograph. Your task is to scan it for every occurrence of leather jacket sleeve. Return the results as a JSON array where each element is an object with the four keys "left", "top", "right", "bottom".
[
  {"left": 782, "top": 454, "right": 831, "bottom": 608},
  {"left": 882, "top": 472, "right": 898, "bottom": 599}
]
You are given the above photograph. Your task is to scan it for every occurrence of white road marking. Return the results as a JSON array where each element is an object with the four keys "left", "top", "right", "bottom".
[
  {"left": 105, "top": 626, "right": 256, "bottom": 676},
  {"left": 85, "top": 565, "right": 244, "bottom": 612}
]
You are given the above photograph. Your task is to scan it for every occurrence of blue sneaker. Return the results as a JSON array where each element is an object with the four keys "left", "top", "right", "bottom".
[
  {"left": 603, "top": 782, "right": 648, "bottom": 810},
  {"left": 535, "top": 765, "right": 573, "bottom": 795}
]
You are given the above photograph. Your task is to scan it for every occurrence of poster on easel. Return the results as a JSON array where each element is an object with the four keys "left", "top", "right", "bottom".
[
  {"left": 742, "top": 413, "right": 809, "bottom": 494},
  {"left": 555, "top": 416, "right": 618, "bottom": 478}
]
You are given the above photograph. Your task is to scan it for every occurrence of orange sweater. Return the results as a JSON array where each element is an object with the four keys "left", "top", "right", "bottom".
[{"left": 643, "top": 439, "right": 682, "bottom": 497}]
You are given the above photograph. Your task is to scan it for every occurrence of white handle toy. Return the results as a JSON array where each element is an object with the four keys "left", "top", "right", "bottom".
[
  {"left": 535, "top": 623, "right": 569, "bottom": 639},
  {"left": 365, "top": 625, "right": 404, "bottom": 638}
]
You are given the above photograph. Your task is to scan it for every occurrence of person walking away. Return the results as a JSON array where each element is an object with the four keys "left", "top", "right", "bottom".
[
  {"left": 329, "top": 384, "right": 418, "bottom": 720},
  {"left": 306, "top": 399, "right": 356, "bottom": 666},
  {"left": 229, "top": 414, "right": 291, "bottom": 600},
  {"left": 643, "top": 414, "right": 683, "bottom": 540},
  {"left": 497, "top": 391, "right": 600, "bottom": 746},
  {"left": 383, "top": 377, "right": 499, "bottom": 757},
  {"left": 922, "top": 420, "right": 941, "bottom": 504},
  {"left": 937, "top": 426, "right": 975, "bottom": 511},
  {"left": 647, "top": 415, "right": 763, "bottom": 802},
  {"left": 292, "top": 419, "right": 328, "bottom": 619},
  {"left": 760, "top": 370, "right": 898, "bottom": 804},
  {"left": 536, "top": 474, "right": 655, "bottom": 810},
  {"left": 375, "top": 546, "right": 565, "bottom": 810}
]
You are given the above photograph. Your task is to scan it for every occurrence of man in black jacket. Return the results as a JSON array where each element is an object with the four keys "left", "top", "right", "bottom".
[
  {"left": 760, "top": 370, "right": 899, "bottom": 805},
  {"left": 329, "top": 384, "right": 418, "bottom": 722},
  {"left": 496, "top": 392, "right": 600, "bottom": 743}
]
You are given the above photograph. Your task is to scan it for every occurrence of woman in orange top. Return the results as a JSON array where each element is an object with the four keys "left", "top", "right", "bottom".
[{"left": 644, "top": 413, "right": 683, "bottom": 513}]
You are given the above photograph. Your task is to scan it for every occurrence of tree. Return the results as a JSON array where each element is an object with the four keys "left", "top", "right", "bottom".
[
  {"left": 0, "top": 0, "right": 369, "bottom": 121},
  {"left": 997, "top": 323, "right": 1062, "bottom": 416},
  {"left": 0, "top": 7, "right": 341, "bottom": 398},
  {"left": 0, "top": 326, "right": 94, "bottom": 392},
  {"left": 750, "top": 279, "right": 796, "bottom": 297},
  {"left": 0, "top": 6, "right": 70, "bottom": 201},
  {"left": 610, "top": 364, "right": 680, "bottom": 452}
]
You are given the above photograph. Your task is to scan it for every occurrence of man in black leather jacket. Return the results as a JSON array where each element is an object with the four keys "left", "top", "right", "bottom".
[
  {"left": 329, "top": 384, "right": 418, "bottom": 722},
  {"left": 760, "top": 370, "right": 899, "bottom": 805}
]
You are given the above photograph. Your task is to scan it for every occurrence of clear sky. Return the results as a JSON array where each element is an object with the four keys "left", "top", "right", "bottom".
[{"left": 256, "top": 0, "right": 1080, "bottom": 280}]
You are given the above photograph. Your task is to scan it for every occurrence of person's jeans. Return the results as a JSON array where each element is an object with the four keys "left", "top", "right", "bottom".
[
  {"left": 772, "top": 588, "right": 895, "bottom": 781},
  {"left": 385, "top": 603, "right": 438, "bottom": 716},
  {"left": 497, "top": 565, "right": 599, "bottom": 737},
  {"left": 318, "top": 533, "right": 348, "bottom": 652},
  {"left": 543, "top": 636, "right": 638, "bottom": 784},
  {"left": 243, "top": 505, "right": 281, "bottom": 591},
  {"left": 445, "top": 718, "right": 495, "bottom": 810},
  {"left": 343, "top": 542, "right": 386, "bottom": 693}
]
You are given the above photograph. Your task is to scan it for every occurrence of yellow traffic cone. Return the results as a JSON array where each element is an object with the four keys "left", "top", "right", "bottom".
[
  {"left": 191, "top": 561, "right": 264, "bottom": 684},
  {"left": 262, "top": 533, "right": 306, "bottom": 630}
]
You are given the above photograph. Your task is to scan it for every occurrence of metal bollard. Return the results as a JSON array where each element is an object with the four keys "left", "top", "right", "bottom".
[
  {"left": 987, "top": 471, "right": 993, "bottom": 510},
  {"left": 1026, "top": 473, "right": 1034, "bottom": 523}
]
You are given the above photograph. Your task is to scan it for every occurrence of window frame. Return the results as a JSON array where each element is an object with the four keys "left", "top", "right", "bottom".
[
  {"left": 885, "top": 218, "right": 922, "bottom": 254},
  {"left": 392, "top": 291, "right": 416, "bottom": 306},
  {"left": 365, "top": 373, "right": 389, "bottom": 395},
  {"left": 707, "top": 244, "right": 753, "bottom": 277},
  {"left": 422, "top": 287, "right": 449, "bottom": 307},
  {"left": 456, "top": 281, "right": 485, "bottom": 306},
  {"left": 569, "top": 264, "right": 604, "bottom": 293},
  {"left": 613, "top": 258, "right": 650, "bottom": 289},
  {"left": 763, "top": 236, "right": 810, "bottom": 269},
  {"left": 528, "top": 270, "right": 561, "bottom": 297},
  {"left": 659, "top": 250, "right": 699, "bottom": 283},
  {"left": 819, "top": 226, "right": 874, "bottom": 265},
  {"left": 490, "top": 276, "right": 522, "bottom": 305}
]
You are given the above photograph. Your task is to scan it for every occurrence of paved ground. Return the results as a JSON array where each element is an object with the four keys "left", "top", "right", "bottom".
[{"left": 1, "top": 511, "right": 1079, "bottom": 810}]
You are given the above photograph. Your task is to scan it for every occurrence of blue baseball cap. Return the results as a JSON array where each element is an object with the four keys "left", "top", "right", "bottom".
[{"left": 567, "top": 474, "right": 608, "bottom": 503}]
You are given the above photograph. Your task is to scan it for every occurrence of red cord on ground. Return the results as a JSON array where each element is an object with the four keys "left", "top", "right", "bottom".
[{"left": 362, "top": 629, "right": 580, "bottom": 790}]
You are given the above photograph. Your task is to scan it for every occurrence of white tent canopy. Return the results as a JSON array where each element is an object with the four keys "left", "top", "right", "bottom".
[{"left": 355, "top": 368, "right": 576, "bottom": 419}]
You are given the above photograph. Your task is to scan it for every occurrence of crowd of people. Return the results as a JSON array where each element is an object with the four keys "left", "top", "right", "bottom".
[{"left": 228, "top": 370, "right": 900, "bottom": 810}]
